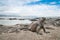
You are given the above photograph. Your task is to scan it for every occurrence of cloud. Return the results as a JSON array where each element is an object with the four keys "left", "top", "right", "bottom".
[
  {"left": 1, "top": 4, "right": 60, "bottom": 17},
  {"left": 0, "top": 0, "right": 60, "bottom": 17},
  {"left": 0, "top": 0, "right": 40, "bottom": 6},
  {"left": 49, "top": 2, "right": 57, "bottom": 5}
]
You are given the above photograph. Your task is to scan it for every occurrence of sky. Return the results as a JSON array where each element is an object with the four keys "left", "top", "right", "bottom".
[{"left": 0, "top": 0, "right": 60, "bottom": 17}]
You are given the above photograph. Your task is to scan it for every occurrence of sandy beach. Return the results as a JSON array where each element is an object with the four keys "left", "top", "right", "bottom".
[{"left": 0, "top": 18, "right": 60, "bottom": 40}]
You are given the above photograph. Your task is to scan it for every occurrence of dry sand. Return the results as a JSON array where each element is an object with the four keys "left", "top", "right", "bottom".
[{"left": 0, "top": 25, "right": 60, "bottom": 40}]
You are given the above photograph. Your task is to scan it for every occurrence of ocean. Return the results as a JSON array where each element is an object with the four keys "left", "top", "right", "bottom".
[{"left": 0, "top": 20, "right": 32, "bottom": 26}]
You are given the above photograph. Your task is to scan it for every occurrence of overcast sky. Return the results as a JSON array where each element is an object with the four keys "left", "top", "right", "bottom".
[{"left": 0, "top": 0, "right": 60, "bottom": 17}]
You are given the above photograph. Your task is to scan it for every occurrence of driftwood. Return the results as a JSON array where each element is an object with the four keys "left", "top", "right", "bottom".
[
  {"left": 30, "top": 21, "right": 38, "bottom": 32},
  {"left": 29, "top": 17, "right": 46, "bottom": 33}
]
